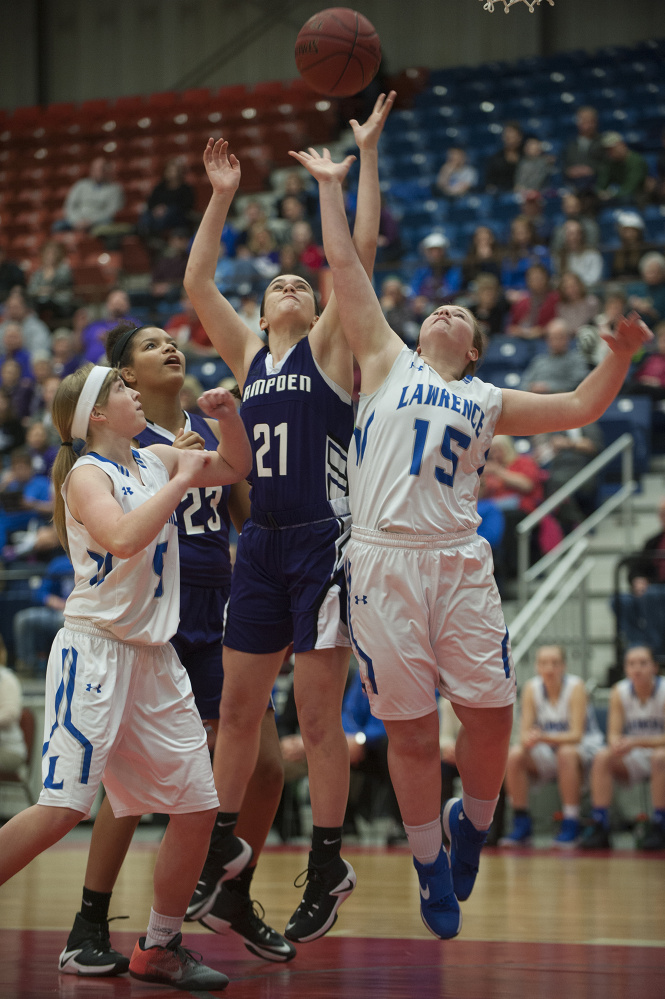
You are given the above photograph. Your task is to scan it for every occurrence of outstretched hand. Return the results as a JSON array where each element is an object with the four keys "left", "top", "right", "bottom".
[
  {"left": 203, "top": 137, "right": 241, "bottom": 196},
  {"left": 601, "top": 311, "right": 653, "bottom": 355},
  {"left": 350, "top": 90, "right": 396, "bottom": 151},
  {"left": 288, "top": 146, "right": 356, "bottom": 185}
]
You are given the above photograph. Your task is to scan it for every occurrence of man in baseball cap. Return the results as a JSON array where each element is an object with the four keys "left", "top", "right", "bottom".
[{"left": 598, "top": 132, "right": 648, "bottom": 206}]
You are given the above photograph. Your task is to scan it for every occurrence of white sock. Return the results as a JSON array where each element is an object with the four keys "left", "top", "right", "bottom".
[
  {"left": 403, "top": 816, "right": 442, "bottom": 865},
  {"left": 563, "top": 804, "right": 580, "bottom": 820},
  {"left": 461, "top": 792, "right": 499, "bottom": 832},
  {"left": 145, "top": 909, "right": 183, "bottom": 950}
]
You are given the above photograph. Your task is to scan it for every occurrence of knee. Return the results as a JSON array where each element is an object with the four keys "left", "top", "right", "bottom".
[{"left": 557, "top": 743, "right": 579, "bottom": 765}]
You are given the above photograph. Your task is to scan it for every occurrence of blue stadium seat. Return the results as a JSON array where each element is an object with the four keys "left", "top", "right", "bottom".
[
  {"left": 482, "top": 336, "right": 535, "bottom": 373},
  {"left": 187, "top": 357, "right": 233, "bottom": 390}
]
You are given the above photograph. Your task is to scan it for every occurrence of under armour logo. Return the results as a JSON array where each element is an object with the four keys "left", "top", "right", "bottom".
[
  {"left": 354, "top": 595, "right": 368, "bottom": 605},
  {"left": 86, "top": 683, "right": 102, "bottom": 693}
]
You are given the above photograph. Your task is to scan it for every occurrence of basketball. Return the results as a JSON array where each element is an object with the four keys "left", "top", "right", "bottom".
[{"left": 295, "top": 8, "right": 381, "bottom": 98}]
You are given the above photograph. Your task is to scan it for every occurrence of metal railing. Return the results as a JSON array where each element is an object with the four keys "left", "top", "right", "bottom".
[{"left": 515, "top": 433, "right": 636, "bottom": 606}]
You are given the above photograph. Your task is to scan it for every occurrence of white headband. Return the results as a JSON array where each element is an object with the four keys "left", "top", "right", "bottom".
[{"left": 71, "top": 365, "right": 111, "bottom": 442}]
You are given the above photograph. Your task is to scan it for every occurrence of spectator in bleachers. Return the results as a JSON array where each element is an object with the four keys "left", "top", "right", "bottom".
[
  {"left": 433, "top": 147, "right": 478, "bottom": 199},
  {"left": 597, "top": 132, "right": 649, "bottom": 207},
  {"left": 646, "top": 125, "right": 665, "bottom": 206},
  {"left": 500, "top": 217, "right": 551, "bottom": 292},
  {"left": 275, "top": 168, "right": 319, "bottom": 225},
  {"left": 0, "top": 358, "right": 33, "bottom": 424},
  {"left": 577, "top": 284, "right": 627, "bottom": 367},
  {"left": 550, "top": 191, "right": 600, "bottom": 253},
  {"left": 53, "top": 156, "right": 124, "bottom": 234},
  {"left": 623, "top": 496, "right": 665, "bottom": 599},
  {"left": 213, "top": 240, "right": 260, "bottom": 305},
  {"left": 150, "top": 228, "right": 190, "bottom": 306},
  {"left": 506, "top": 262, "right": 559, "bottom": 339},
  {"left": 519, "top": 318, "right": 589, "bottom": 393},
  {"left": 514, "top": 136, "right": 554, "bottom": 194},
  {"left": 520, "top": 190, "right": 551, "bottom": 246},
  {"left": 233, "top": 198, "right": 280, "bottom": 252},
  {"left": 483, "top": 121, "right": 524, "bottom": 193},
  {"left": 50, "top": 328, "right": 85, "bottom": 379},
  {"left": 0, "top": 446, "right": 52, "bottom": 551},
  {"left": 379, "top": 276, "right": 420, "bottom": 348},
  {"left": 626, "top": 252, "right": 665, "bottom": 327},
  {"left": 610, "top": 210, "right": 650, "bottom": 281},
  {"left": 532, "top": 421, "right": 604, "bottom": 532},
  {"left": 80, "top": 287, "right": 137, "bottom": 363},
  {"left": 24, "top": 355, "right": 55, "bottom": 427},
  {"left": 556, "top": 271, "right": 601, "bottom": 335},
  {"left": 244, "top": 223, "right": 281, "bottom": 286},
  {"left": 164, "top": 288, "right": 217, "bottom": 357},
  {"left": 235, "top": 290, "right": 264, "bottom": 339},
  {"left": 0, "top": 288, "right": 51, "bottom": 356},
  {"left": 0, "top": 322, "right": 32, "bottom": 380},
  {"left": 628, "top": 320, "right": 665, "bottom": 400},
  {"left": 562, "top": 106, "right": 605, "bottom": 197},
  {"left": 26, "top": 240, "right": 74, "bottom": 326},
  {"left": 276, "top": 243, "right": 316, "bottom": 287},
  {"left": 468, "top": 273, "right": 510, "bottom": 338},
  {"left": 461, "top": 226, "right": 503, "bottom": 287},
  {"left": 12, "top": 550, "right": 74, "bottom": 675},
  {"left": 553, "top": 220, "right": 604, "bottom": 288},
  {"left": 24, "top": 419, "right": 58, "bottom": 478},
  {"left": 138, "top": 157, "right": 196, "bottom": 244},
  {"left": 409, "top": 231, "right": 462, "bottom": 304},
  {"left": 289, "top": 220, "right": 326, "bottom": 272},
  {"left": 0, "top": 389, "right": 25, "bottom": 464},
  {"left": 580, "top": 645, "right": 665, "bottom": 851},
  {"left": 28, "top": 373, "right": 61, "bottom": 446},
  {"left": 0, "top": 243, "right": 26, "bottom": 304},
  {"left": 375, "top": 195, "right": 403, "bottom": 266},
  {"left": 273, "top": 193, "right": 310, "bottom": 245}
]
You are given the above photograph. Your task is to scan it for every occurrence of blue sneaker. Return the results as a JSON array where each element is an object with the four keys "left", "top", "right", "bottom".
[
  {"left": 442, "top": 798, "right": 488, "bottom": 902},
  {"left": 553, "top": 817, "right": 581, "bottom": 848},
  {"left": 498, "top": 813, "right": 533, "bottom": 848},
  {"left": 412, "top": 847, "right": 462, "bottom": 940}
]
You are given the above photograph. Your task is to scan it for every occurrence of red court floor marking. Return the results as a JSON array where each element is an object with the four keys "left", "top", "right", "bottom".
[{"left": 0, "top": 931, "right": 663, "bottom": 999}]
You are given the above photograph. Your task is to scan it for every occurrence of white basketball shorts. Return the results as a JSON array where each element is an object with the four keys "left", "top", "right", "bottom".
[{"left": 38, "top": 622, "right": 219, "bottom": 817}]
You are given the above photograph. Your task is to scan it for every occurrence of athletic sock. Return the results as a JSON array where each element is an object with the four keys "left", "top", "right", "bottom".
[
  {"left": 225, "top": 864, "right": 255, "bottom": 896},
  {"left": 404, "top": 816, "right": 442, "bottom": 865},
  {"left": 461, "top": 792, "right": 499, "bottom": 832},
  {"left": 310, "top": 825, "right": 343, "bottom": 866},
  {"left": 563, "top": 804, "right": 580, "bottom": 820},
  {"left": 592, "top": 807, "right": 610, "bottom": 829},
  {"left": 80, "top": 887, "right": 112, "bottom": 925},
  {"left": 144, "top": 909, "right": 183, "bottom": 950},
  {"left": 652, "top": 808, "right": 665, "bottom": 827},
  {"left": 211, "top": 811, "right": 240, "bottom": 847}
]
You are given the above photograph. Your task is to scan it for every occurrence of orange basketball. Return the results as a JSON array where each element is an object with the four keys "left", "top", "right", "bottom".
[{"left": 295, "top": 8, "right": 381, "bottom": 98}]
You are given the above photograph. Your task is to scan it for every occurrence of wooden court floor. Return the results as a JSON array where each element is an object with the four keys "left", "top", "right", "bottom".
[{"left": 0, "top": 832, "right": 663, "bottom": 999}]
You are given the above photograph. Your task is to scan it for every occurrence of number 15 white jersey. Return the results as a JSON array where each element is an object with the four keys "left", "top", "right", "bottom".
[
  {"left": 62, "top": 448, "right": 180, "bottom": 645},
  {"left": 349, "top": 347, "right": 503, "bottom": 536}
]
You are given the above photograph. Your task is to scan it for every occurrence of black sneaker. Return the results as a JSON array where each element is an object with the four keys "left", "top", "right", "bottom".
[
  {"left": 284, "top": 853, "right": 356, "bottom": 943},
  {"left": 58, "top": 913, "right": 130, "bottom": 977},
  {"left": 185, "top": 835, "right": 253, "bottom": 922},
  {"left": 635, "top": 820, "right": 665, "bottom": 851},
  {"left": 199, "top": 886, "right": 296, "bottom": 962},
  {"left": 580, "top": 822, "right": 612, "bottom": 850}
]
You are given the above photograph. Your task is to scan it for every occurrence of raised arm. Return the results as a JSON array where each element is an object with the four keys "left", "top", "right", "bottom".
[
  {"left": 291, "top": 148, "right": 403, "bottom": 395},
  {"left": 183, "top": 140, "right": 264, "bottom": 389},
  {"left": 496, "top": 314, "right": 653, "bottom": 437},
  {"left": 150, "top": 387, "right": 252, "bottom": 487},
  {"left": 296, "top": 93, "right": 396, "bottom": 386}
]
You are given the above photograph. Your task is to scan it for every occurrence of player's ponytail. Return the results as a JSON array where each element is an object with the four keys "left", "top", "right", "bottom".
[{"left": 51, "top": 364, "right": 118, "bottom": 553}]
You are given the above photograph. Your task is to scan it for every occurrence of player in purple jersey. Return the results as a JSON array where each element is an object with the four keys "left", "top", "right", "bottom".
[
  {"left": 294, "top": 143, "right": 652, "bottom": 940},
  {"left": 57, "top": 322, "right": 294, "bottom": 976},
  {"left": 183, "top": 92, "right": 395, "bottom": 943}
]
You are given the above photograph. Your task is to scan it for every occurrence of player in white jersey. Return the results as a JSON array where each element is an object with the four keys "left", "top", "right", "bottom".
[
  {"left": 581, "top": 645, "right": 665, "bottom": 850},
  {"left": 293, "top": 143, "right": 652, "bottom": 940},
  {"left": 0, "top": 363, "right": 252, "bottom": 991},
  {"left": 500, "top": 645, "right": 603, "bottom": 848}
]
